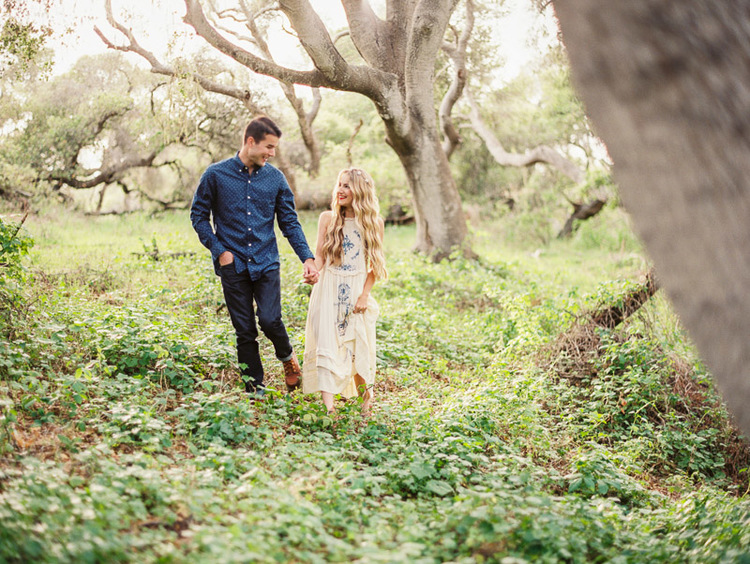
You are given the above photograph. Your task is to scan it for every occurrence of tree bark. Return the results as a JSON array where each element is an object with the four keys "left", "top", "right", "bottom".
[
  {"left": 440, "top": 0, "right": 474, "bottom": 159},
  {"left": 395, "top": 128, "right": 468, "bottom": 258},
  {"left": 552, "top": 0, "right": 750, "bottom": 435}
]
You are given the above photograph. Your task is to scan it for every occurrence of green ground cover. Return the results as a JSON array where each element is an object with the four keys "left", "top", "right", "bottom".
[{"left": 0, "top": 208, "right": 749, "bottom": 563}]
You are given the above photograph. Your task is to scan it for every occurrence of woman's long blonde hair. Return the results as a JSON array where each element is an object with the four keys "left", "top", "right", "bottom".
[{"left": 320, "top": 168, "right": 387, "bottom": 280}]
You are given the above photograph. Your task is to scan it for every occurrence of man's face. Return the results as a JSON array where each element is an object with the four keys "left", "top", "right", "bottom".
[{"left": 245, "top": 134, "right": 279, "bottom": 167}]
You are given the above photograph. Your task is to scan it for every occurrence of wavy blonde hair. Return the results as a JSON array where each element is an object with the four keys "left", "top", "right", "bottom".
[{"left": 320, "top": 168, "right": 387, "bottom": 280}]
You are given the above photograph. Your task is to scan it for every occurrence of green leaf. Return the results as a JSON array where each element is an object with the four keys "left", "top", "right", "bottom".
[
  {"left": 410, "top": 461, "right": 434, "bottom": 480},
  {"left": 425, "top": 480, "right": 453, "bottom": 497}
]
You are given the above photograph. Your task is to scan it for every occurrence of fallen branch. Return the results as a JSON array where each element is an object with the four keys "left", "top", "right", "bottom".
[
  {"left": 558, "top": 198, "right": 607, "bottom": 238},
  {"left": 543, "top": 267, "right": 659, "bottom": 380},
  {"left": 0, "top": 212, "right": 29, "bottom": 262},
  {"left": 590, "top": 267, "right": 659, "bottom": 329}
]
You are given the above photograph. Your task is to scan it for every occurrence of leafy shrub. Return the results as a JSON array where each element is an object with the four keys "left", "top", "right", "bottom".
[
  {"left": 551, "top": 326, "right": 748, "bottom": 484},
  {"left": 0, "top": 215, "right": 33, "bottom": 337},
  {"left": 169, "top": 392, "right": 262, "bottom": 447},
  {"left": 564, "top": 444, "right": 650, "bottom": 505}
]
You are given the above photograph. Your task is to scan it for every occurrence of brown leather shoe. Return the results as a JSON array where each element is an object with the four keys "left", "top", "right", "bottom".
[{"left": 283, "top": 356, "right": 301, "bottom": 392}]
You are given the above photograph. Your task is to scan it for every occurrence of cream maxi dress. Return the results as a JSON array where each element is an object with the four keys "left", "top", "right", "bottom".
[{"left": 303, "top": 218, "right": 379, "bottom": 397}]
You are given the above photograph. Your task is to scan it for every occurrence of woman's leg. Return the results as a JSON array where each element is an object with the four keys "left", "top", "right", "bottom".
[
  {"left": 353, "top": 374, "right": 374, "bottom": 415},
  {"left": 321, "top": 391, "right": 335, "bottom": 413}
]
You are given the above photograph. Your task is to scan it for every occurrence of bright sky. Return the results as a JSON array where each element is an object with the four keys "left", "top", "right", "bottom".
[{"left": 46, "top": 0, "right": 555, "bottom": 81}]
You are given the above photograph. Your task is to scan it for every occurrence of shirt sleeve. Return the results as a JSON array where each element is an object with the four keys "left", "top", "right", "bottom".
[
  {"left": 275, "top": 173, "right": 315, "bottom": 263},
  {"left": 190, "top": 168, "right": 228, "bottom": 262}
]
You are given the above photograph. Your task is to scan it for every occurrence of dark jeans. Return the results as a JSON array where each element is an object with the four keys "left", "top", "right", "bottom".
[{"left": 219, "top": 265, "right": 293, "bottom": 392}]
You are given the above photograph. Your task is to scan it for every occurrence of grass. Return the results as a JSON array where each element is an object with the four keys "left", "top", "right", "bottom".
[{"left": 1, "top": 207, "right": 749, "bottom": 562}]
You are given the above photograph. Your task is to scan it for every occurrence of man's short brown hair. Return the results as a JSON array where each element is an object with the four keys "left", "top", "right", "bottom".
[{"left": 245, "top": 116, "right": 282, "bottom": 143}]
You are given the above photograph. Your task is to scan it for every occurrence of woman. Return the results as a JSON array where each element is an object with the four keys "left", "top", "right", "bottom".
[{"left": 302, "top": 168, "right": 387, "bottom": 415}]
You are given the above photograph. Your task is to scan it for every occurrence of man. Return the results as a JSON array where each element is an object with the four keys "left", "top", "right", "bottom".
[{"left": 190, "top": 115, "right": 318, "bottom": 398}]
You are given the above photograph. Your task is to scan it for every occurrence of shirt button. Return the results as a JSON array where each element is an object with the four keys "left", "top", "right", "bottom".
[
  {"left": 248, "top": 243, "right": 252, "bottom": 247},
  {"left": 248, "top": 228, "right": 252, "bottom": 231},
  {"left": 247, "top": 212, "right": 251, "bottom": 215}
]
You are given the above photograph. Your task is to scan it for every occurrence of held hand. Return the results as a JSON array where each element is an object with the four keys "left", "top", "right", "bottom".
[
  {"left": 218, "top": 251, "right": 234, "bottom": 266},
  {"left": 303, "top": 258, "right": 319, "bottom": 285},
  {"left": 353, "top": 294, "right": 368, "bottom": 314}
]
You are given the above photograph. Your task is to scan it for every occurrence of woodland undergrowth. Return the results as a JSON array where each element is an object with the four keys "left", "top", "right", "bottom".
[{"left": 0, "top": 210, "right": 749, "bottom": 563}]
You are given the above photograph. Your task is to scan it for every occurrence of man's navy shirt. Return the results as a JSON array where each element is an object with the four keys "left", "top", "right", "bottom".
[{"left": 190, "top": 154, "right": 314, "bottom": 279}]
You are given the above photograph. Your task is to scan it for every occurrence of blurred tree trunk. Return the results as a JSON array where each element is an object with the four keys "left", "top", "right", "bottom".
[{"left": 553, "top": 0, "right": 750, "bottom": 435}]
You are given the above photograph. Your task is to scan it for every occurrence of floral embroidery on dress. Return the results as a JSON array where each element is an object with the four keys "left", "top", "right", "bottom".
[
  {"left": 336, "top": 282, "right": 352, "bottom": 336},
  {"left": 335, "top": 229, "right": 362, "bottom": 272},
  {"left": 342, "top": 234, "right": 355, "bottom": 255}
]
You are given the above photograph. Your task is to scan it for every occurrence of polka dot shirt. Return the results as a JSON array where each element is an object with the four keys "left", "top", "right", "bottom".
[{"left": 190, "top": 154, "right": 314, "bottom": 279}]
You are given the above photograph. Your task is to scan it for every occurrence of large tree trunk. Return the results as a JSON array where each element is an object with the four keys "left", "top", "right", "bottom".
[
  {"left": 552, "top": 0, "right": 750, "bottom": 435},
  {"left": 394, "top": 129, "right": 468, "bottom": 258}
]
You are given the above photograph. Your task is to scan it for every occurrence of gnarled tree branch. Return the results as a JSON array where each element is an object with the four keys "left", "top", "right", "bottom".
[
  {"left": 466, "top": 87, "right": 584, "bottom": 183},
  {"left": 440, "top": 0, "right": 474, "bottom": 159},
  {"left": 95, "top": 0, "right": 303, "bottom": 192},
  {"left": 47, "top": 151, "right": 159, "bottom": 189},
  {"left": 341, "top": 0, "right": 387, "bottom": 68},
  {"left": 224, "top": 0, "right": 323, "bottom": 176}
]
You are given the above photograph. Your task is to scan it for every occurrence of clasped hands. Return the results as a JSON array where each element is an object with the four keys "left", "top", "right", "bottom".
[
  {"left": 303, "top": 258, "right": 319, "bottom": 285},
  {"left": 220, "top": 253, "right": 320, "bottom": 285}
]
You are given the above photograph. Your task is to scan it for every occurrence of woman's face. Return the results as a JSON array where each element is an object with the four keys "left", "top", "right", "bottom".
[{"left": 336, "top": 173, "right": 354, "bottom": 208}]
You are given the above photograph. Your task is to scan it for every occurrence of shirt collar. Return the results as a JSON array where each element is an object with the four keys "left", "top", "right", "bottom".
[
  {"left": 233, "top": 152, "right": 264, "bottom": 175},
  {"left": 232, "top": 152, "right": 246, "bottom": 171}
]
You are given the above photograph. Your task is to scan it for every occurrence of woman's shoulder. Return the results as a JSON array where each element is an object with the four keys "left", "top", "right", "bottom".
[{"left": 318, "top": 210, "right": 333, "bottom": 228}]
